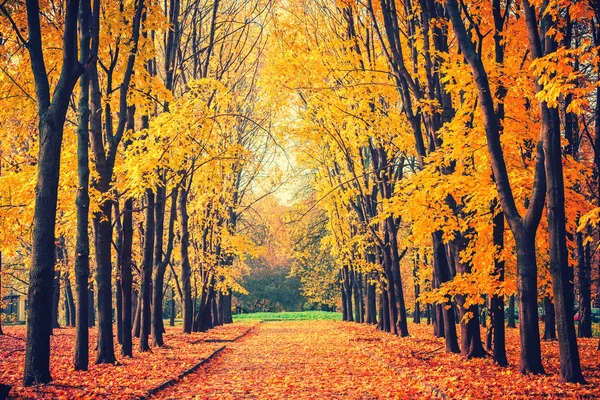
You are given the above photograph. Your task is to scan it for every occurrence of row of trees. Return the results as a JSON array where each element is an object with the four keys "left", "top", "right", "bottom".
[
  {"left": 276, "top": 0, "right": 599, "bottom": 384},
  {"left": 0, "top": 0, "right": 275, "bottom": 385}
]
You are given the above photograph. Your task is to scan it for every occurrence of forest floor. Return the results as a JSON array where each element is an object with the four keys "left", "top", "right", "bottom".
[
  {"left": 0, "top": 322, "right": 256, "bottom": 399},
  {"left": 157, "top": 321, "right": 600, "bottom": 399},
  {"left": 2, "top": 320, "right": 600, "bottom": 399}
]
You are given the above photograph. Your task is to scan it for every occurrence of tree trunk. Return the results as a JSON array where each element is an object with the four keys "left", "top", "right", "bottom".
[
  {"left": 342, "top": 266, "right": 354, "bottom": 322},
  {"left": 352, "top": 270, "right": 361, "bottom": 323},
  {"left": 341, "top": 273, "right": 348, "bottom": 321},
  {"left": 451, "top": 236, "right": 486, "bottom": 358},
  {"left": 446, "top": 0, "right": 547, "bottom": 375},
  {"left": 542, "top": 79, "right": 584, "bottom": 382},
  {"left": 93, "top": 199, "right": 116, "bottom": 364},
  {"left": 64, "top": 275, "right": 76, "bottom": 327},
  {"left": 380, "top": 290, "right": 390, "bottom": 332},
  {"left": 432, "top": 274, "right": 444, "bottom": 338},
  {"left": 170, "top": 287, "right": 176, "bottom": 327},
  {"left": 223, "top": 292, "right": 233, "bottom": 324},
  {"left": 23, "top": 107, "right": 63, "bottom": 382},
  {"left": 194, "top": 280, "right": 216, "bottom": 332},
  {"left": 179, "top": 185, "right": 193, "bottom": 334},
  {"left": 121, "top": 198, "right": 134, "bottom": 357},
  {"left": 116, "top": 278, "right": 122, "bottom": 344},
  {"left": 543, "top": 296, "right": 556, "bottom": 340},
  {"left": 133, "top": 295, "right": 141, "bottom": 338},
  {"left": 216, "top": 291, "right": 223, "bottom": 326},
  {"left": 491, "top": 207, "right": 507, "bottom": 366},
  {"left": 65, "top": 295, "right": 71, "bottom": 327},
  {"left": 88, "top": 285, "right": 95, "bottom": 327},
  {"left": 89, "top": 0, "right": 144, "bottom": 366},
  {"left": 365, "top": 255, "right": 377, "bottom": 324},
  {"left": 52, "top": 271, "right": 61, "bottom": 330},
  {"left": 387, "top": 218, "right": 409, "bottom": 336},
  {"left": 22, "top": 0, "right": 83, "bottom": 384},
  {"left": 73, "top": 132, "right": 91, "bottom": 357},
  {"left": 507, "top": 295, "right": 516, "bottom": 328},
  {"left": 115, "top": 201, "right": 124, "bottom": 347},
  {"left": 521, "top": 0, "right": 584, "bottom": 383},
  {"left": 414, "top": 282, "right": 421, "bottom": 324},
  {"left": 426, "top": 304, "right": 431, "bottom": 325},
  {"left": 515, "top": 231, "right": 544, "bottom": 374},
  {"left": 140, "top": 189, "right": 155, "bottom": 352},
  {"left": 73, "top": 0, "right": 91, "bottom": 366},
  {"left": 151, "top": 185, "right": 166, "bottom": 347},
  {"left": 381, "top": 250, "right": 396, "bottom": 333},
  {"left": 433, "top": 232, "right": 459, "bottom": 353},
  {"left": 577, "top": 232, "right": 592, "bottom": 338}
]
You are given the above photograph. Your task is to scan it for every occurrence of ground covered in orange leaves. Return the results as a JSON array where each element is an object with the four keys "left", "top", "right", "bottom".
[
  {"left": 158, "top": 320, "right": 431, "bottom": 399},
  {"left": 157, "top": 321, "right": 600, "bottom": 399},
  {"left": 0, "top": 322, "right": 256, "bottom": 399},
  {"left": 344, "top": 322, "right": 600, "bottom": 399},
  {"left": 3, "top": 320, "right": 600, "bottom": 399}
]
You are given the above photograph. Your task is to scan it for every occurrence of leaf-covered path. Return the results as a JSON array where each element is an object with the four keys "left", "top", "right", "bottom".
[{"left": 157, "top": 321, "right": 431, "bottom": 399}]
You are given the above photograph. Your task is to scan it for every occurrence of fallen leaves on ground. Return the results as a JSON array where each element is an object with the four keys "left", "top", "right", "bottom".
[
  {"left": 3, "top": 320, "right": 599, "bottom": 399},
  {"left": 158, "top": 320, "right": 433, "bottom": 399},
  {"left": 343, "top": 322, "right": 600, "bottom": 399},
  {"left": 0, "top": 322, "right": 257, "bottom": 399}
]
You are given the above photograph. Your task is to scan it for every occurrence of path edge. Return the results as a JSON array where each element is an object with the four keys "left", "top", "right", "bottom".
[{"left": 137, "top": 322, "right": 260, "bottom": 399}]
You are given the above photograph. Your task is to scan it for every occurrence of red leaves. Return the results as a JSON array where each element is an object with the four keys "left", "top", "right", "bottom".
[
  {"left": 0, "top": 323, "right": 256, "bottom": 399},
  {"left": 344, "top": 322, "right": 600, "bottom": 398},
  {"left": 2, "top": 321, "right": 598, "bottom": 398},
  {"left": 158, "top": 321, "right": 430, "bottom": 399}
]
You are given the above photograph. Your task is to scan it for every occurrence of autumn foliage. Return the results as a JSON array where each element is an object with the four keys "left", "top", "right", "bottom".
[{"left": 1, "top": 0, "right": 600, "bottom": 397}]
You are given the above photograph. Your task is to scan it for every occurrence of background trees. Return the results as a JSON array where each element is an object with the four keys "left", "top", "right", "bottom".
[
  {"left": 1, "top": 0, "right": 600, "bottom": 388},
  {"left": 265, "top": 0, "right": 600, "bottom": 384}
]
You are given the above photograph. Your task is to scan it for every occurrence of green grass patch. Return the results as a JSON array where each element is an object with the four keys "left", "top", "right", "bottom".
[{"left": 232, "top": 311, "right": 343, "bottom": 322}]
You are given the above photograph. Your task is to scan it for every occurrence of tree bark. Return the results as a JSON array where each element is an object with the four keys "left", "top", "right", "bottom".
[
  {"left": 365, "top": 270, "right": 377, "bottom": 325},
  {"left": 342, "top": 266, "right": 354, "bottom": 322},
  {"left": 88, "top": 285, "right": 95, "bottom": 327},
  {"left": 152, "top": 187, "right": 178, "bottom": 346},
  {"left": 433, "top": 232, "right": 459, "bottom": 353},
  {"left": 52, "top": 271, "right": 61, "bottom": 330},
  {"left": 543, "top": 296, "right": 556, "bottom": 340},
  {"left": 73, "top": 0, "right": 92, "bottom": 370},
  {"left": 341, "top": 272, "right": 348, "bottom": 321},
  {"left": 491, "top": 207, "right": 507, "bottom": 366},
  {"left": 170, "top": 287, "right": 176, "bottom": 327},
  {"left": 179, "top": 184, "right": 193, "bottom": 334},
  {"left": 133, "top": 294, "right": 141, "bottom": 338},
  {"left": 446, "top": 0, "right": 547, "bottom": 374},
  {"left": 89, "top": 0, "right": 144, "bottom": 365},
  {"left": 414, "top": 280, "right": 421, "bottom": 324},
  {"left": 151, "top": 184, "right": 166, "bottom": 345},
  {"left": 140, "top": 189, "right": 155, "bottom": 352},
  {"left": 223, "top": 292, "right": 233, "bottom": 324},
  {"left": 121, "top": 198, "right": 134, "bottom": 356},
  {"left": 432, "top": 274, "right": 444, "bottom": 338},
  {"left": 522, "top": 0, "right": 584, "bottom": 382},
  {"left": 450, "top": 236, "right": 486, "bottom": 358},
  {"left": 22, "top": 0, "right": 83, "bottom": 385},
  {"left": 577, "top": 231, "right": 592, "bottom": 338},
  {"left": 64, "top": 294, "right": 71, "bottom": 327},
  {"left": 64, "top": 275, "right": 76, "bottom": 327}
]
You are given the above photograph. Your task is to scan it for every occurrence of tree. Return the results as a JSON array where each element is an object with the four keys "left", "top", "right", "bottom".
[
  {"left": 522, "top": 0, "right": 584, "bottom": 383},
  {"left": 0, "top": 0, "right": 85, "bottom": 385},
  {"left": 88, "top": 0, "right": 144, "bottom": 364},
  {"left": 73, "top": 0, "right": 93, "bottom": 371},
  {"left": 446, "top": 0, "right": 547, "bottom": 374}
]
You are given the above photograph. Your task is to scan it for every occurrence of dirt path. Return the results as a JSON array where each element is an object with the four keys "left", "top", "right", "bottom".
[{"left": 157, "top": 320, "right": 431, "bottom": 399}]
